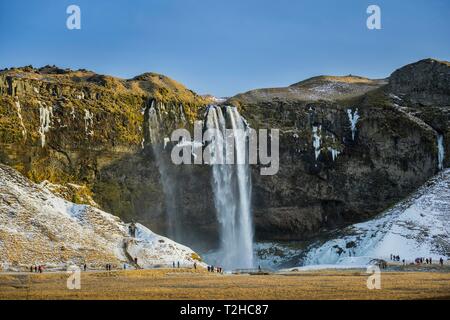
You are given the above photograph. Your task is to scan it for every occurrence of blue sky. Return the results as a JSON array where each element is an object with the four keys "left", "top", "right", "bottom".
[{"left": 0, "top": 0, "right": 449, "bottom": 96}]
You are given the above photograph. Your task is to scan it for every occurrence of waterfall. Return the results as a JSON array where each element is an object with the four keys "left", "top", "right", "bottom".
[
  {"left": 206, "top": 105, "right": 254, "bottom": 270},
  {"left": 438, "top": 134, "right": 445, "bottom": 170},
  {"left": 146, "top": 101, "right": 180, "bottom": 240}
]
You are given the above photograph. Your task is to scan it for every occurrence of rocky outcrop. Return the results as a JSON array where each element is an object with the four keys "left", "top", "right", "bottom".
[
  {"left": 0, "top": 65, "right": 213, "bottom": 245},
  {"left": 0, "top": 164, "right": 203, "bottom": 271},
  {"left": 0, "top": 60, "right": 448, "bottom": 250},
  {"left": 229, "top": 59, "right": 449, "bottom": 240},
  {"left": 389, "top": 58, "right": 450, "bottom": 106}
]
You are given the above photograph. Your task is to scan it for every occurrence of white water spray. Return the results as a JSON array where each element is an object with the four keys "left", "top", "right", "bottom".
[
  {"left": 146, "top": 101, "right": 180, "bottom": 240},
  {"left": 206, "top": 105, "right": 254, "bottom": 270}
]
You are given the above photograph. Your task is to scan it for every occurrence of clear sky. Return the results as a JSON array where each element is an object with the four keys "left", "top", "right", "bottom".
[{"left": 0, "top": 0, "right": 449, "bottom": 97}]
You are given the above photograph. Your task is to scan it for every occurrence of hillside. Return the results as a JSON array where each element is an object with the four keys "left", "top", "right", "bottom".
[
  {"left": 0, "top": 164, "right": 203, "bottom": 271},
  {"left": 228, "top": 75, "right": 387, "bottom": 106}
]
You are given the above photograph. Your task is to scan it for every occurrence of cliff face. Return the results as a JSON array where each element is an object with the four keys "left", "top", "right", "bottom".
[
  {"left": 229, "top": 59, "right": 449, "bottom": 240},
  {"left": 0, "top": 65, "right": 213, "bottom": 245},
  {"left": 0, "top": 60, "right": 448, "bottom": 248}
]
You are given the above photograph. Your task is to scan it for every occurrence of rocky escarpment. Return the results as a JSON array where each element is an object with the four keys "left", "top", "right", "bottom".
[
  {"left": 228, "top": 58, "right": 449, "bottom": 240},
  {"left": 0, "top": 59, "right": 448, "bottom": 250},
  {"left": 0, "top": 65, "right": 214, "bottom": 243}
]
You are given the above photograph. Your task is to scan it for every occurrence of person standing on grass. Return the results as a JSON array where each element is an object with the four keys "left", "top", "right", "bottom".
[
  {"left": 177, "top": 261, "right": 180, "bottom": 268},
  {"left": 194, "top": 262, "right": 197, "bottom": 270}
]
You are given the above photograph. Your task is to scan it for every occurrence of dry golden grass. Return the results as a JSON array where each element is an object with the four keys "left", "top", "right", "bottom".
[{"left": 1, "top": 268, "right": 449, "bottom": 300}]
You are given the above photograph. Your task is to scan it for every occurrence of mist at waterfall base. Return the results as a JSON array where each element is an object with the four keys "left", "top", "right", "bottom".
[
  {"left": 202, "top": 106, "right": 254, "bottom": 270},
  {"left": 147, "top": 102, "right": 255, "bottom": 271}
]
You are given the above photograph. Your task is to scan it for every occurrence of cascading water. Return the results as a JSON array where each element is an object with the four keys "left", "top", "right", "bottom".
[
  {"left": 437, "top": 134, "right": 445, "bottom": 171},
  {"left": 146, "top": 101, "right": 180, "bottom": 240},
  {"left": 205, "top": 105, "right": 254, "bottom": 270}
]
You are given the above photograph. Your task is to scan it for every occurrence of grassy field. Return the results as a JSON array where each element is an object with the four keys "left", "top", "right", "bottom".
[{"left": 0, "top": 268, "right": 449, "bottom": 300}]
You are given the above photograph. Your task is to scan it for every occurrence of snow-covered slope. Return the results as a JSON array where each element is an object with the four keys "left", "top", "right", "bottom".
[
  {"left": 304, "top": 169, "right": 450, "bottom": 266},
  {"left": 0, "top": 164, "right": 203, "bottom": 271}
]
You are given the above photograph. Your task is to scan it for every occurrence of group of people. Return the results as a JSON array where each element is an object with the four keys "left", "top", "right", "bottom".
[
  {"left": 390, "top": 254, "right": 406, "bottom": 265},
  {"left": 207, "top": 265, "right": 223, "bottom": 273},
  {"left": 105, "top": 263, "right": 113, "bottom": 271},
  {"left": 390, "top": 254, "right": 401, "bottom": 262},
  {"left": 415, "top": 257, "right": 446, "bottom": 265},
  {"left": 415, "top": 257, "right": 433, "bottom": 264},
  {"left": 390, "top": 253, "right": 447, "bottom": 266},
  {"left": 29, "top": 265, "right": 44, "bottom": 273}
]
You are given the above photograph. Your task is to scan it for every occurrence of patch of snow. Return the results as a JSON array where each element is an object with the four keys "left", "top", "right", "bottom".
[
  {"left": 70, "top": 107, "right": 76, "bottom": 120},
  {"left": 328, "top": 147, "right": 340, "bottom": 161},
  {"left": 38, "top": 102, "right": 53, "bottom": 147},
  {"left": 303, "top": 169, "right": 450, "bottom": 266},
  {"left": 126, "top": 224, "right": 205, "bottom": 268},
  {"left": 163, "top": 137, "right": 170, "bottom": 149},
  {"left": 84, "top": 109, "right": 94, "bottom": 136},
  {"left": 282, "top": 257, "right": 374, "bottom": 272},
  {"left": 14, "top": 98, "right": 27, "bottom": 138},
  {"left": 312, "top": 125, "right": 322, "bottom": 160},
  {"left": 347, "top": 108, "right": 360, "bottom": 141}
]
